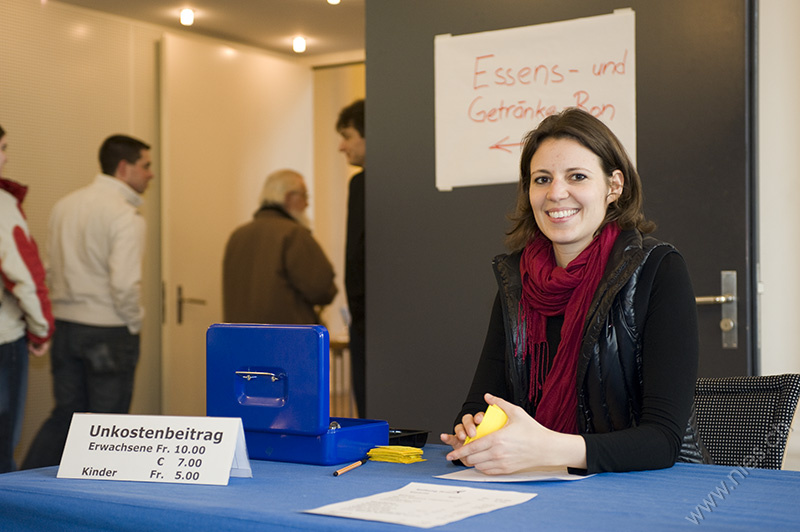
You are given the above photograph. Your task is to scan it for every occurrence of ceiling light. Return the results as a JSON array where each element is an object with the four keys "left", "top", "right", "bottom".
[
  {"left": 292, "top": 36, "right": 307, "bottom": 53},
  {"left": 180, "top": 8, "right": 195, "bottom": 26},
  {"left": 328, "top": 0, "right": 341, "bottom": 5}
]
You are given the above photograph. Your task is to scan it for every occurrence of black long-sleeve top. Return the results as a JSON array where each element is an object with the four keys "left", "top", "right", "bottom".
[
  {"left": 345, "top": 171, "right": 365, "bottom": 325},
  {"left": 457, "top": 251, "right": 699, "bottom": 473}
]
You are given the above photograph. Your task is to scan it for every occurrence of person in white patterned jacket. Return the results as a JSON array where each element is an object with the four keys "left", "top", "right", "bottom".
[{"left": 0, "top": 123, "right": 54, "bottom": 473}]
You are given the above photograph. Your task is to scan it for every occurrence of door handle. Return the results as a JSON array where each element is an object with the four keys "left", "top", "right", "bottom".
[
  {"left": 695, "top": 295, "right": 736, "bottom": 304},
  {"left": 695, "top": 270, "right": 737, "bottom": 348},
  {"left": 177, "top": 285, "right": 207, "bottom": 325}
]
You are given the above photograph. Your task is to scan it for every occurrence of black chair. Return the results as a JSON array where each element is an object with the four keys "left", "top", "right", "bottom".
[{"left": 694, "top": 374, "right": 800, "bottom": 469}]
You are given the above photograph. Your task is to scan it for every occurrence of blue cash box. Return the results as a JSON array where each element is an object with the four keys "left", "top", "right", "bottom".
[{"left": 206, "top": 323, "right": 388, "bottom": 465}]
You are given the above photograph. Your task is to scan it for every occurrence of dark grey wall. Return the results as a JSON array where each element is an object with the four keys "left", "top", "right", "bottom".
[{"left": 364, "top": 0, "right": 754, "bottom": 435}]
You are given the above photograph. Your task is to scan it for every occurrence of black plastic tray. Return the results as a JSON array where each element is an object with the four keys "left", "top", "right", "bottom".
[{"left": 388, "top": 428, "right": 429, "bottom": 448}]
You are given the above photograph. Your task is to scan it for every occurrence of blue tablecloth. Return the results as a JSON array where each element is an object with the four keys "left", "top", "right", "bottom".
[{"left": 1, "top": 445, "right": 799, "bottom": 531}]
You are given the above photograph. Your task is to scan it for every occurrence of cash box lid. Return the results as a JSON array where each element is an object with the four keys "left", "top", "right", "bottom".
[{"left": 206, "top": 323, "right": 329, "bottom": 436}]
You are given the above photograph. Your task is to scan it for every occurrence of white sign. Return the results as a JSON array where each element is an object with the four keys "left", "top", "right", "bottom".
[
  {"left": 434, "top": 9, "right": 636, "bottom": 191},
  {"left": 57, "top": 414, "right": 252, "bottom": 486},
  {"left": 305, "top": 482, "right": 537, "bottom": 529}
]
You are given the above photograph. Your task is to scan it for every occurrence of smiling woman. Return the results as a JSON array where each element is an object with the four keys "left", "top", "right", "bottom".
[
  {"left": 527, "top": 137, "right": 623, "bottom": 267},
  {"left": 441, "top": 107, "right": 707, "bottom": 475}
]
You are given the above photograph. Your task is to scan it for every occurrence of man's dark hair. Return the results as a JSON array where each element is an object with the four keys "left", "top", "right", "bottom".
[
  {"left": 336, "top": 99, "right": 365, "bottom": 138},
  {"left": 99, "top": 135, "right": 150, "bottom": 176},
  {"left": 0, "top": 124, "right": 5, "bottom": 138}
]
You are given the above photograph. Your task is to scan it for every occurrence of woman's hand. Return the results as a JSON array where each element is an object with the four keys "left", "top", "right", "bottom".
[
  {"left": 28, "top": 340, "right": 51, "bottom": 357},
  {"left": 442, "top": 393, "right": 587, "bottom": 474},
  {"left": 440, "top": 410, "right": 485, "bottom": 451}
]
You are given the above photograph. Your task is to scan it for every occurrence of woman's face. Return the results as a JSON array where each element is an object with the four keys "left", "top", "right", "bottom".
[
  {"left": 0, "top": 135, "right": 7, "bottom": 176},
  {"left": 528, "top": 137, "right": 623, "bottom": 267}
]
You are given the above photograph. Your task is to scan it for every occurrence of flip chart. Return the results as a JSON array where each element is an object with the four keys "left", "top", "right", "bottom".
[{"left": 435, "top": 9, "right": 636, "bottom": 190}]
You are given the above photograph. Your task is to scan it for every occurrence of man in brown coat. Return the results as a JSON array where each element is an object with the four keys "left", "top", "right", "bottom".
[{"left": 222, "top": 169, "right": 337, "bottom": 324}]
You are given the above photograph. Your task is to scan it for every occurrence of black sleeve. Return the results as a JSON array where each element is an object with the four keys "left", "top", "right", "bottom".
[
  {"left": 453, "top": 292, "right": 511, "bottom": 429},
  {"left": 345, "top": 172, "right": 365, "bottom": 322},
  {"left": 582, "top": 251, "right": 699, "bottom": 473}
]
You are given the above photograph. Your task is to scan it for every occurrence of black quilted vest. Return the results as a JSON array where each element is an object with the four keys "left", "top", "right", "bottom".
[{"left": 492, "top": 229, "right": 707, "bottom": 463}]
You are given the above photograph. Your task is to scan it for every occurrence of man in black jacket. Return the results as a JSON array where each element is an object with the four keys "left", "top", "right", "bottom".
[{"left": 337, "top": 99, "right": 366, "bottom": 418}]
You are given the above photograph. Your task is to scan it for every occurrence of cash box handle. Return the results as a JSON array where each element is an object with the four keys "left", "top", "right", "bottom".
[{"left": 235, "top": 371, "right": 284, "bottom": 382}]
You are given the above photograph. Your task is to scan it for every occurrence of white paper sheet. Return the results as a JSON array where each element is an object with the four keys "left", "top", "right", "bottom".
[
  {"left": 436, "top": 467, "right": 593, "bottom": 483},
  {"left": 304, "top": 481, "right": 536, "bottom": 529}
]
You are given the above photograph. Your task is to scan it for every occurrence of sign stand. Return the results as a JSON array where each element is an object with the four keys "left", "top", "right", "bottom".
[{"left": 57, "top": 413, "right": 252, "bottom": 485}]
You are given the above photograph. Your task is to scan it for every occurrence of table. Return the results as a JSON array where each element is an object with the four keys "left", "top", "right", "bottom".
[{"left": 1, "top": 445, "right": 799, "bottom": 531}]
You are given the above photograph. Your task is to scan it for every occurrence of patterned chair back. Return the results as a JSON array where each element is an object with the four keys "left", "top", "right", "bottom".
[{"left": 694, "top": 374, "right": 800, "bottom": 469}]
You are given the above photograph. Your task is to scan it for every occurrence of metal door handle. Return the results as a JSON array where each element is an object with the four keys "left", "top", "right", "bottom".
[
  {"left": 177, "top": 285, "right": 206, "bottom": 324},
  {"left": 695, "top": 295, "right": 736, "bottom": 305},
  {"left": 695, "top": 271, "right": 737, "bottom": 349}
]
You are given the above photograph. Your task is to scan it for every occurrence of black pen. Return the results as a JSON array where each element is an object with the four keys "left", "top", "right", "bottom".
[{"left": 333, "top": 457, "right": 368, "bottom": 477}]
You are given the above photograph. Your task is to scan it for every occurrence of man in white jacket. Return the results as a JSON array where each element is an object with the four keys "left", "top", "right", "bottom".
[
  {"left": 23, "top": 134, "right": 153, "bottom": 469},
  {"left": 0, "top": 124, "right": 54, "bottom": 473}
]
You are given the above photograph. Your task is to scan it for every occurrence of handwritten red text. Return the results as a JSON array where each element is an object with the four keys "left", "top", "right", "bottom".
[
  {"left": 469, "top": 91, "right": 615, "bottom": 123},
  {"left": 473, "top": 54, "right": 565, "bottom": 89}
]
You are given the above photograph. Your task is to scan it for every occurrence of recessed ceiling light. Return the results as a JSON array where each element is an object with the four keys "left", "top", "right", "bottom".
[
  {"left": 292, "top": 36, "right": 307, "bottom": 53},
  {"left": 180, "top": 8, "right": 195, "bottom": 26},
  {"left": 328, "top": 0, "right": 341, "bottom": 5}
]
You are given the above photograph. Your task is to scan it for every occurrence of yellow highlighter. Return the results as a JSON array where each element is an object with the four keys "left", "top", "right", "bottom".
[{"left": 464, "top": 404, "right": 508, "bottom": 444}]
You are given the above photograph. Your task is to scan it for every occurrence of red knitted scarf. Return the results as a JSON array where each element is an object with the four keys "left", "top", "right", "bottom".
[{"left": 518, "top": 223, "right": 620, "bottom": 433}]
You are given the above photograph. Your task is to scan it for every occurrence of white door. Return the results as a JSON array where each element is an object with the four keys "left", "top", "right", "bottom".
[{"left": 160, "top": 33, "right": 313, "bottom": 415}]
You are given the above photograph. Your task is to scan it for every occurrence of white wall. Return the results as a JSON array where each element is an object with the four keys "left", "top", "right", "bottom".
[
  {"left": 158, "top": 32, "right": 315, "bottom": 415},
  {"left": 758, "top": 0, "right": 800, "bottom": 468}
]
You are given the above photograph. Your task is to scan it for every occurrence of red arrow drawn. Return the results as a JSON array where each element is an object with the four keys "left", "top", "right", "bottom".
[{"left": 489, "top": 136, "right": 522, "bottom": 153}]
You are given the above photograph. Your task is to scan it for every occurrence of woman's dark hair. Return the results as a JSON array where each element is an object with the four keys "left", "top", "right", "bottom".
[
  {"left": 0, "top": 124, "right": 5, "bottom": 138},
  {"left": 506, "top": 107, "right": 654, "bottom": 251}
]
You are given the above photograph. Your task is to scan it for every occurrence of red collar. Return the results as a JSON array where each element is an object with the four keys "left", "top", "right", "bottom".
[{"left": 0, "top": 177, "right": 28, "bottom": 203}]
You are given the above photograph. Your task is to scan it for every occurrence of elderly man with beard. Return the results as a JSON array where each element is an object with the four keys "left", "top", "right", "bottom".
[{"left": 222, "top": 169, "right": 337, "bottom": 325}]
